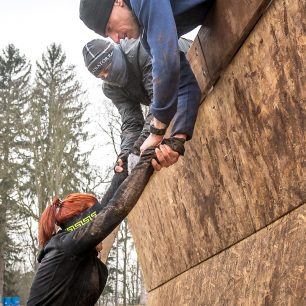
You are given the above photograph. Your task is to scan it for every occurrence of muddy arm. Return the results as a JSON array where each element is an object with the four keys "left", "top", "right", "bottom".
[{"left": 61, "top": 149, "right": 155, "bottom": 254}]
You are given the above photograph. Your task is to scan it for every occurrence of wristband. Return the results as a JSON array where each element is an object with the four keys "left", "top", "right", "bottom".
[{"left": 149, "top": 123, "right": 167, "bottom": 135}]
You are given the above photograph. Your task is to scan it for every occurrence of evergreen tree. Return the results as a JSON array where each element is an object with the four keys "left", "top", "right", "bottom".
[
  {"left": 15, "top": 43, "right": 99, "bottom": 266},
  {"left": 0, "top": 44, "right": 31, "bottom": 296},
  {"left": 25, "top": 43, "right": 94, "bottom": 219}
]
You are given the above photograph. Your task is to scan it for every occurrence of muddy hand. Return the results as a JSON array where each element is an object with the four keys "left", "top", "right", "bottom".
[{"left": 151, "top": 137, "right": 186, "bottom": 171}]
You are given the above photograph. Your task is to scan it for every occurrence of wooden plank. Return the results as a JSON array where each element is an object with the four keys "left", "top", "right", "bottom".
[
  {"left": 220, "top": 0, "right": 306, "bottom": 229},
  {"left": 190, "top": 0, "right": 272, "bottom": 98},
  {"left": 147, "top": 204, "right": 306, "bottom": 306},
  {"left": 128, "top": 0, "right": 305, "bottom": 290},
  {"left": 187, "top": 35, "right": 211, "bottom": 98},
  {"left": 200, "top": 0, "right": 273, "bottom": 73}
]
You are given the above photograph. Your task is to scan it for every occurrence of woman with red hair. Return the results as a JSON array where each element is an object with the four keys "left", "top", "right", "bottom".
[{"left": 26, "top": 149, "right": 159, "bottom": 306}]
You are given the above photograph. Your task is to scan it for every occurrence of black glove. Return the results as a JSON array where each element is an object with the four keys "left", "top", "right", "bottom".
[
  {"left": 161, "top": 137, "right": 186, "bottom": 156},
  {"left": 114, "top": 152, "right": 129, "bottom": 173}
]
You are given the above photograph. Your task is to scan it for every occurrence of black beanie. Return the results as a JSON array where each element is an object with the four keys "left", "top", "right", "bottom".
[
  {"left": 83, "top": 39, "right": 114, "bottom": 77},
  {"left": 79, "top": 0, "right": 115, "bottom": 37}
]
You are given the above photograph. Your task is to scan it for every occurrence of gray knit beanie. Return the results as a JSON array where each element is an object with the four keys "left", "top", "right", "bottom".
[
  {"left": 83, "top": 39, "right": 114, "bottom": 77},
  {"left": 79, "top": 0, "right": 115, "bottom": 37}
]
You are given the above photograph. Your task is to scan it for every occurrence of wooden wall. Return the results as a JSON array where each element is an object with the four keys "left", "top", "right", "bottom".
[
  {"left": 147, "top": 205, "right": 306, "bottom": 306},
  {"left": 128, "top": 0, "right": 306, "bottom": 304}
]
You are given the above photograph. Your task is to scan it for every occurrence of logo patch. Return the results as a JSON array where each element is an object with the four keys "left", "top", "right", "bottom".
[{"left": 65, "top": 211, "right": 97, "bottom": 232}]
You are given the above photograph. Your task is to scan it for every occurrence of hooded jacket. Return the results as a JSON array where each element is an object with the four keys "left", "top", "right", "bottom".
[
  {"left": 102, "top": 38, "right": 153, "bottom": 159},
  {"left": 126, "top": 0, "right": 213, "bottom": 125},
  {"left": 102, "top": 37, "right": 195, "bottom": 161}
]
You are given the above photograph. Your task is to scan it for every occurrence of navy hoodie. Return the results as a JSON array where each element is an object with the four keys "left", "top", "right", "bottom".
[{"left": 128, "top": 0, "right": 213, "bottom": 125}]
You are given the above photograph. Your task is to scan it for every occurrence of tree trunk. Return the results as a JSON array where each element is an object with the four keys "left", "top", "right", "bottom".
[
  {"left": 139, "top": 269, "right": 147, "bottom": 305},
  {"left": 115, "top": 234, "right": 119, "bottom": 306},
  {"left": 136, "top": 260, "right": 139, "bottom": 303},
  {"left": 0, "top": 250, "right": 4, "bottom": 297},
  {"left": 123, "top": 220, "right": 128, "bottom": 306}
]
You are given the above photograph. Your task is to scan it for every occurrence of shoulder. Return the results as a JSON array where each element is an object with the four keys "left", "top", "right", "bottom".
[
  {"left": 119, "top": 38, "right": 145, "bottom": 66},
  {"left": 38, "top": 233, "right": 66, "bottom": 262},
  {"left": 120, "top": 38, "right": 151, "bottom": 73}
]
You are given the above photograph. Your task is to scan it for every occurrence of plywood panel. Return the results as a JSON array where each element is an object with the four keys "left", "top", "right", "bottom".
[
  {"left": 188, "top": 0, "right": 272, "bottom": 98},
  {"left": 129, "top": 0, "right": 305, "bottom": 290},
  {"left": 218, "top": 0, "right": 306, "bottom": 229},
  {"left": 147, "top": 204, "right": 306, "bottom": 306},
  {"left": 200, "top": 0, "right": 272, "bottom": 74}
]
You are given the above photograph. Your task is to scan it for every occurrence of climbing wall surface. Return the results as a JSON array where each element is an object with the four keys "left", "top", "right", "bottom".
[
  {"left": 147, "top": 205, "right": 306, "bottom": 305},
  {"left": 128, "top": 0, "right": 305, "bottom": 304}
]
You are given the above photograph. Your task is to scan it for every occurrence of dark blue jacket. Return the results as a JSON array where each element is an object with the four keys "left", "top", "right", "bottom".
[{"left": 128, "top": 0, "right": 213, "bottom": 125}]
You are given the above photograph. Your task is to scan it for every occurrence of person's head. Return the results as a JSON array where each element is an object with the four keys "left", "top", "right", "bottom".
[
  {"left": 83, "top": 38, "right": 114, "bottom": 79},
  {"left": 38, "top": 193, "right": 98, "bottom": 246},
  {"left": 79, "top": 0, "right": 140, "bottom": 43},
  {"left": 83, "top": 38, "right": 128, "bottom": 87}
]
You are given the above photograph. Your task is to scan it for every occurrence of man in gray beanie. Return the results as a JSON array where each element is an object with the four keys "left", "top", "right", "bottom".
[
  {"left": 80, "top": 0, "right": 214, "bottom": 168},
  {"left": 83, "top": 38, "right": 152, "bottom": 173},
  {"left": 83, "top": 37, "right": 197, "bottom": 175},
  {"left": 83, "top": 39, "right": 114, "bottom": 77}
]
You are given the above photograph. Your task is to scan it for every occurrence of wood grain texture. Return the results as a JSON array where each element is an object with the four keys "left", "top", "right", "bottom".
[
  {"left": 187, "top": 35, "right": 211, "bottom": 97},
  {"left": 188, "top": 0, "right": 272, "bottom": 98},
  {"left": 128, "top": 0, "right": 305, "bottom": 290},
  {"left": 146, "top": 204, "right": 306, "bottom": 306}
]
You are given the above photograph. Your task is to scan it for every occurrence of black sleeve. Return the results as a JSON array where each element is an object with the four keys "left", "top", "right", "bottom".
[
  {"left": 131, "top": 43, "right": 153, "bottom": 154},
  {"left": 103, "top": 84, "right": 144, "bottom": 161},
  {"left": 138, "top": 45, "right": 153, "bottom": 101},
  {"left": 131, "top": 111, "right": 153, "bottom": 155},
  {"left": 59, "top": 149, "right": 155, "bottom": 254},
  {"left": 99, "top": 171, "right": 128, "bottom": 208}
]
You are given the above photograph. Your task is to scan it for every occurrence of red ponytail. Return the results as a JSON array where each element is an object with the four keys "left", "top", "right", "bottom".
[{"left": 38, "top": 193, "right": 97, "bottom": 246}]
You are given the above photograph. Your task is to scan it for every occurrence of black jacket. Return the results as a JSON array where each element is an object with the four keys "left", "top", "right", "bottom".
[
  {"left": 102, "top": 38, "right": 192, "bottom": 159},
  {"left": 103, "top": 38, "right": 153, "bottom": 159},
  {"left": 27, "top": 233, "right": 108, "bottom": 306},
  {"left": 27, "top": 150, "right": 155, "bottom": 306}
]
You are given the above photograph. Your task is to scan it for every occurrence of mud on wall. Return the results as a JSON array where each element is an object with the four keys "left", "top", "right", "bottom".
[{"left": 128, "top": 0, "right": 306, "bottom": 304}]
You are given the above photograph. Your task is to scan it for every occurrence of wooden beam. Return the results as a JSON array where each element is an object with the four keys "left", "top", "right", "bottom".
[
  {"left": 188, "top": 0, "right": 273, "bottom": 99},
  {"left": 187, "top": 35, "right": 211, "bottom": 94}
]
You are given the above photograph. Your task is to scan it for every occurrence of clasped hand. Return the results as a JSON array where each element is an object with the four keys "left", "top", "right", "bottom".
[
  {"left": 115, "top": 132, "right": 186, "bottom": 173},
  {"left": 140, "top": 134, "right": 179, "bottom": 171}
]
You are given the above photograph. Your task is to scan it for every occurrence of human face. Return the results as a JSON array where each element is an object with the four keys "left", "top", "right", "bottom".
[
  {"left": 98, "top": 63, "right": 111, "bottom": 80},
  {"left": 105, "top": 0, "right": 140, "bottom": 43}
]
